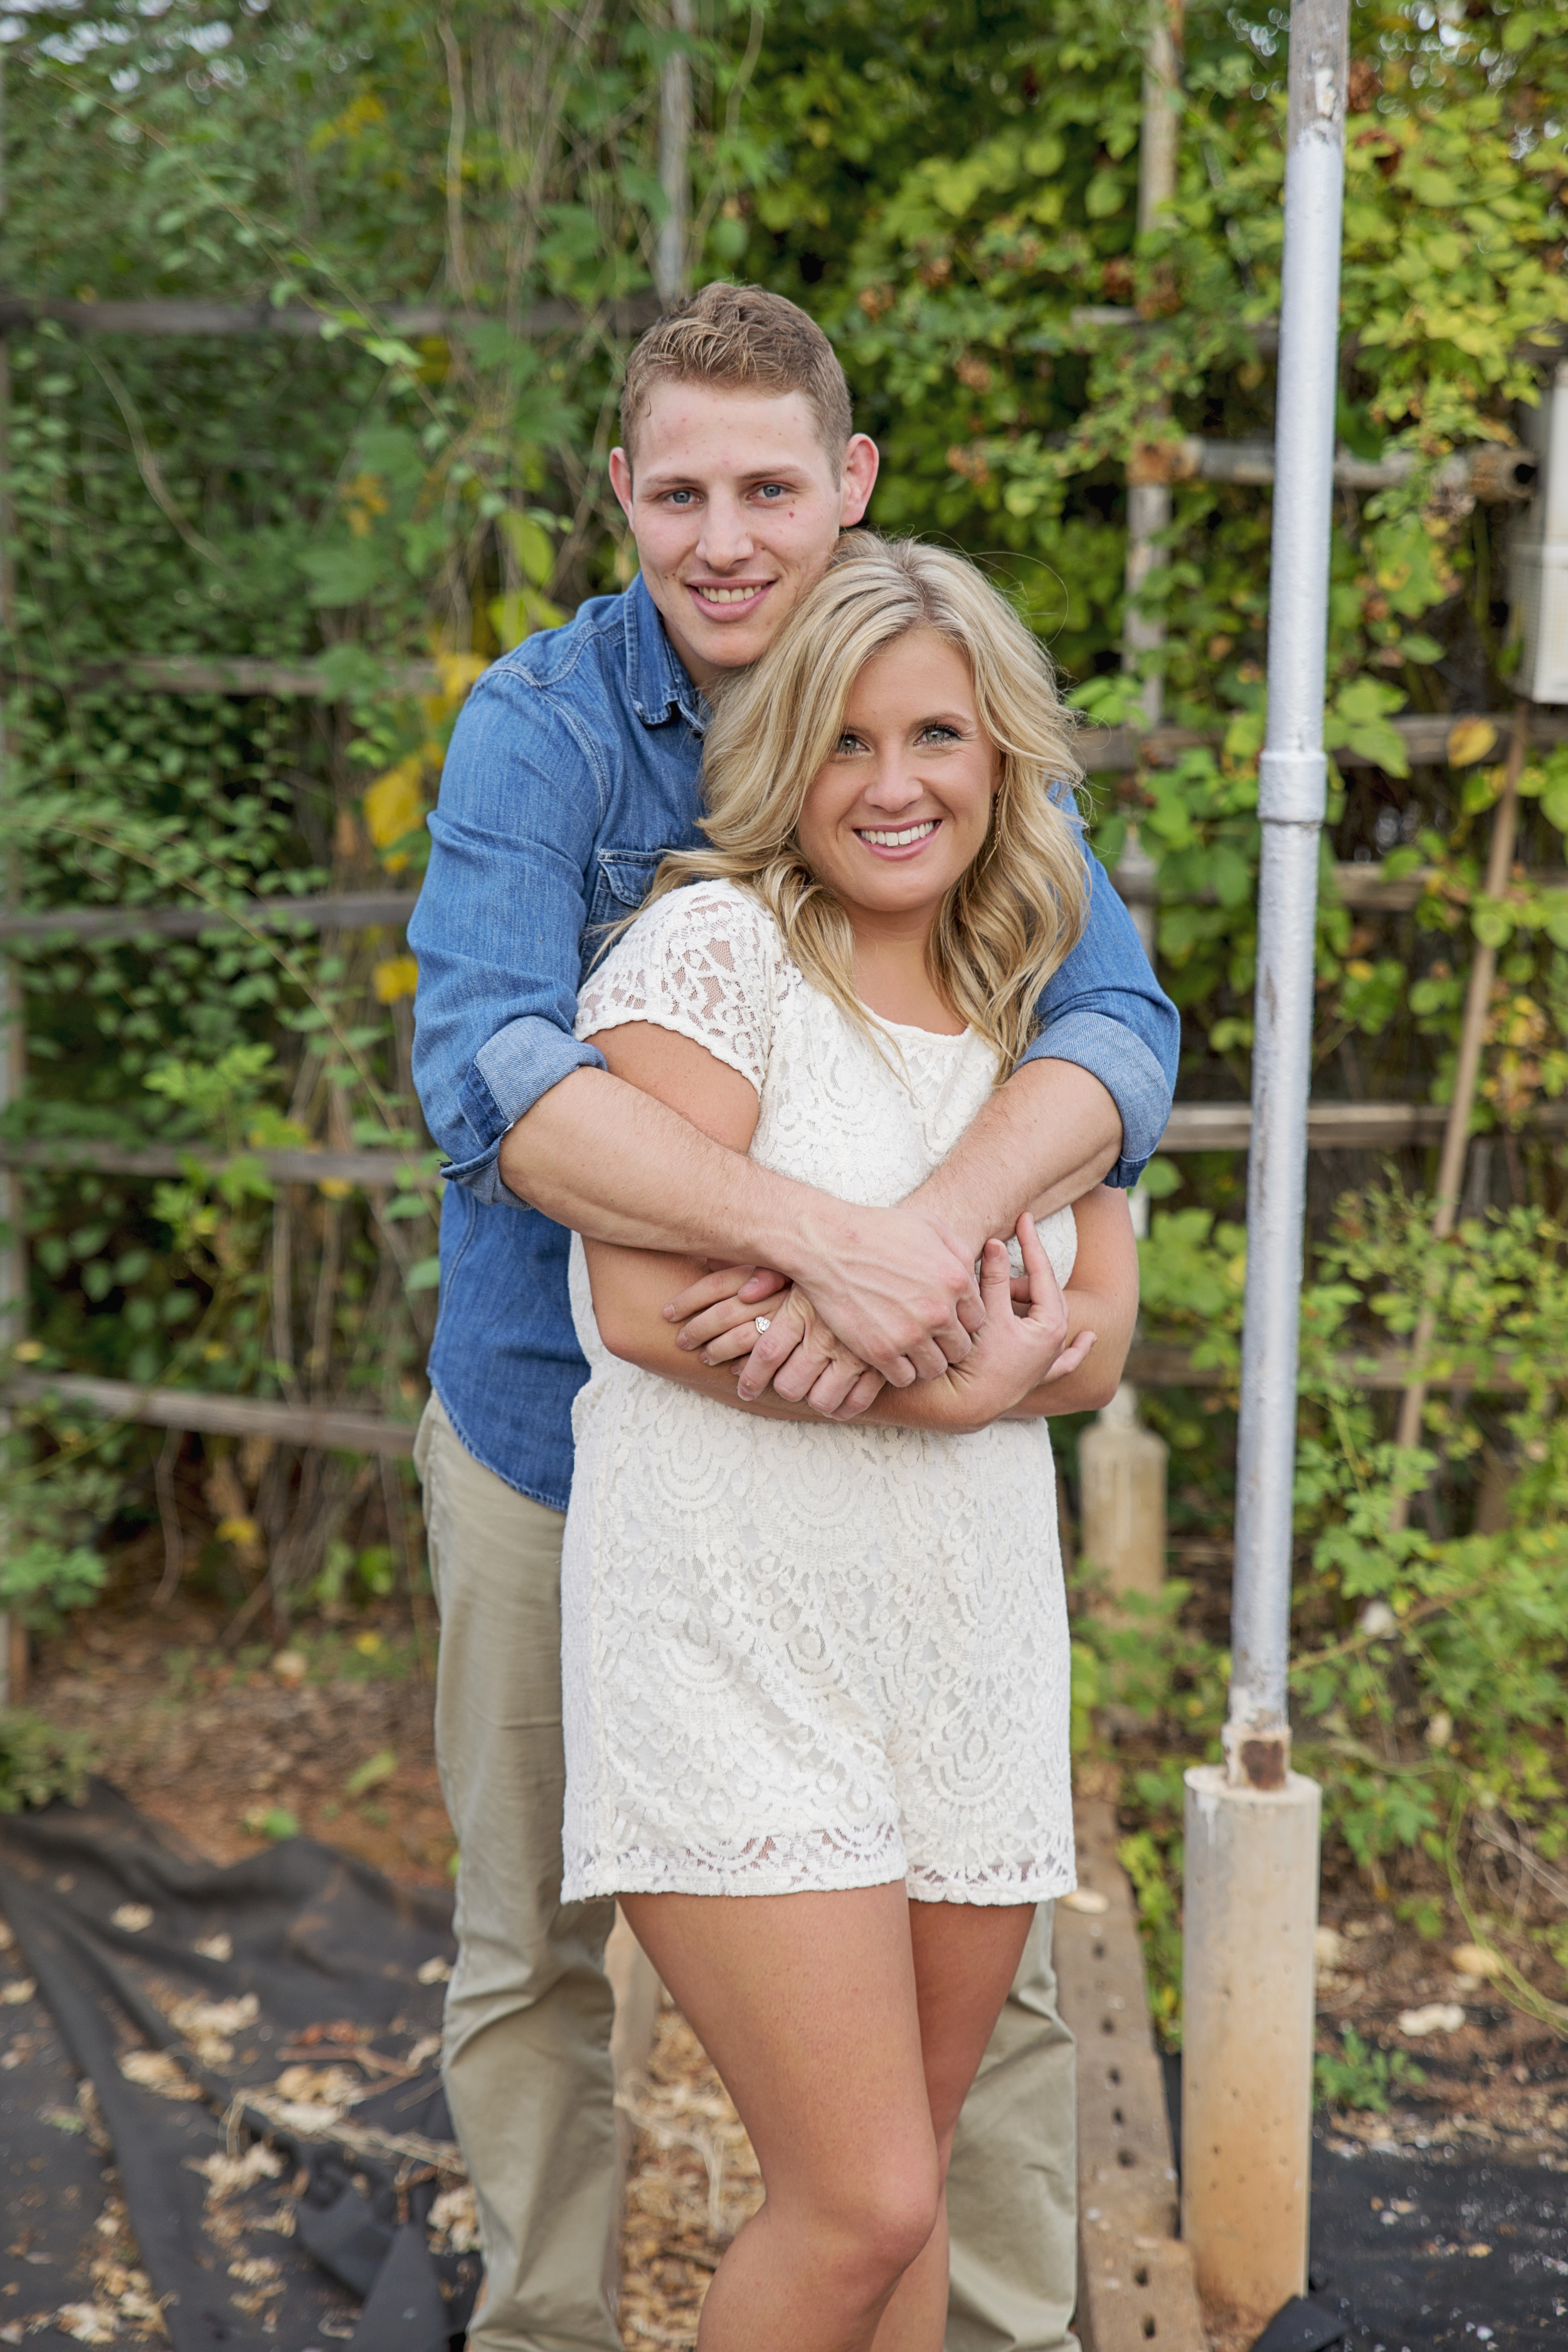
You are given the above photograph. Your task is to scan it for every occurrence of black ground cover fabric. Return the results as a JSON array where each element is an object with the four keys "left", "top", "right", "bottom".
[
  {"left": 0, "top": 1783, "right": 479, "bottom": 2350},
  {"left": 1164, "top": 2053, "right": 1568, "bottom": 2349}
]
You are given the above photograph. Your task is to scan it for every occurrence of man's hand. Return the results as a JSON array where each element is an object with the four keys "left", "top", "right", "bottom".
[{"left": 663, "top": 1200, "right": 984, "bottom": 1392}]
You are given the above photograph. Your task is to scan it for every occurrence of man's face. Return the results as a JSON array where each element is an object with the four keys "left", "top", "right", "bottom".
[{"left": 609, "top": 383, "right": 879, "bottom": 694}]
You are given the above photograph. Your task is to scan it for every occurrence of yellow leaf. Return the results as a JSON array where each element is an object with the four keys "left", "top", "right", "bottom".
[
  {"left": 434, "top": 650, "right": 486, "bottom": 706},
  {"left": 363, "top": 756, "right": 425, "bottom": 848},
  {"left": 216, "top": 1516, "right": 262, "bottom": 1548},
  {"left": 317, "top": 1177, "right": 353, "bottom": 1200},
  {"left": 371, "top": 954, "right": 418, "bottom": 1005},
  {"left": 1446, "top": 717, "right": 1498, "bottom": 768}
]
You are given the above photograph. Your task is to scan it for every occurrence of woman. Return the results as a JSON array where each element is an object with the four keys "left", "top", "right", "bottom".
[{"left": 560, "top": 536, "right": 1138, "bottom": 2350}]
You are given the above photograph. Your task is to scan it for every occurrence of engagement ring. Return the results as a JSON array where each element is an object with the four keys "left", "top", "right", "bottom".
[{"left": 754, "top": 1316, "right": 771, "bottom": 1335}]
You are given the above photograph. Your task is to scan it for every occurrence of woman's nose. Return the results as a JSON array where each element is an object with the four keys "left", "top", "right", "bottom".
[{"left": 861, "top": 755, "right": 923, "bottom": 810}]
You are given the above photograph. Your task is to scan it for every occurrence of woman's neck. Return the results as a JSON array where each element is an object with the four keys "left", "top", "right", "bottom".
[{"left": 846, "top": 905, "right": 965, "bottom": 1036}]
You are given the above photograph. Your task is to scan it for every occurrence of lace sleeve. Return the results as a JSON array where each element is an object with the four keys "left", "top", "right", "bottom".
[{"left": 575, "top": 882, "right": 782, "bottom": 1094}]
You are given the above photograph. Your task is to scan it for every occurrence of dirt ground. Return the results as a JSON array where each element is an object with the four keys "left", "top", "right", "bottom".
[{"left": 14, "top": 1596, "right": 1568, "bottom": 2348}]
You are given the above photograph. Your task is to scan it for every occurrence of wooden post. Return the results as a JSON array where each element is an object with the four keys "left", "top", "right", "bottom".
[
  {"left": 1087, "top": 827, "right": 1170, "bottom": 1601},
  {"left": 1389, "top": 708, "right": 1529, "bottom": 1526},
  {"left": 0, "top": 316, "right": 26, "bottom": 1707},
  {"left": 655, "top": 0, "right": 694, "bottom": 307},
  {"left": 1122, "top": 0, "right": 1184, "bottom": 732}
]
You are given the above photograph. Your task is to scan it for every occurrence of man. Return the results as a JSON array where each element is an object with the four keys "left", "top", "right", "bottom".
[{"left": 409, "top": 283, "right": 1177, "bottom": 2352}]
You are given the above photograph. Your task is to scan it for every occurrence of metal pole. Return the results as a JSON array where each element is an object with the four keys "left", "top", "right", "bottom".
[
  {"left": 1181, "top": 0, "right": 1344, "bottom": 2316},
  {"left": 654, "top": 0, "right": 694, "bottom": 308},
  {"left": 1227, "top": 0, "right": 1347, "bottom": 1790}
]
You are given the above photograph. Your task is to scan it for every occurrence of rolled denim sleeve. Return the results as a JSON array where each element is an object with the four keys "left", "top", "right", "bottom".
[
  {"left": 408, "top": 670, "right": 608, "bottom": 1205},
  {"left": 1019, "top": 843, "right": 1180, "bottom": 1189}
]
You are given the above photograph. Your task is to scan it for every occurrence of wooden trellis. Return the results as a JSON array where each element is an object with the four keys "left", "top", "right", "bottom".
[{"left": 1, "top": 294, "right": 1562, "bottom": 1458}]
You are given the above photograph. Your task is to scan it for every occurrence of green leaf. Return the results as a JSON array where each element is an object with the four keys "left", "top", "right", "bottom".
[
  {"left": 345, "top": 1747, "right": 397, "bottom": 1798},
  {"left": 499, "top": 511, "right": 556, "bottom": 588},
  {"left": 298, "top": 541, "right": 384, "bottom": 608},
  {"left": 406, "top": 1256, "right": 442, "bottom": 1293},
  {"left": 1084, "top": 169, "right": 1125, "bottom": 219}
]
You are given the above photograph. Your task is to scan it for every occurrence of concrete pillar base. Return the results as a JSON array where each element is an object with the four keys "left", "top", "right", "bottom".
[
  {"left": 1079, "top": 1397, "right": 1168, "bottom": 1602},
  {"left": 1180, "top": 1764, "right": 1322, "bottom": 2318}
]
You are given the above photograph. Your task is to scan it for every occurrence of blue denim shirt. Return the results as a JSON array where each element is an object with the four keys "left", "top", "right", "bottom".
[{"left": 410, "top": 572, "right": 1178, "bottom": 1511}]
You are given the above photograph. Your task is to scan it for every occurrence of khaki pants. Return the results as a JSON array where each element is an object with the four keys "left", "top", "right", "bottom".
[{"left": 416, "top": 1394, "right": 1079, "bottom": 2352}]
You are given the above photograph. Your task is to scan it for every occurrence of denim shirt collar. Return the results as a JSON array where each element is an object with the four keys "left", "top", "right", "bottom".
[{"left": 623, "top": 571, "right": 708, "bottom": 735}]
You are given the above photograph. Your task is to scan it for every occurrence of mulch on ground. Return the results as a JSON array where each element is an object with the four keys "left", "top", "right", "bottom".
[{"left": 14, "top": 1597, "right": 1568, "bottom": 2348}]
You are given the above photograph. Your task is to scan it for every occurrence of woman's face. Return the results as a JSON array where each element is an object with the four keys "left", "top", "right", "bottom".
[{"left": 795, "top": 628, "right": 998, "bottom": 928}]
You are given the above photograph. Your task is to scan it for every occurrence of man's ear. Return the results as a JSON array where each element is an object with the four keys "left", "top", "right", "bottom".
[
  {"left": 840, "top": 433, "right": 880, "bottom": 528},
  {"left": 608, "top": 447, "right": 635, "bottom": 522}
]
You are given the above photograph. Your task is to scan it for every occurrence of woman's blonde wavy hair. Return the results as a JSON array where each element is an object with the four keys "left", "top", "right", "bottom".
[{"left": 644, "top": 532, "right": 1088, "bottom": 1076}]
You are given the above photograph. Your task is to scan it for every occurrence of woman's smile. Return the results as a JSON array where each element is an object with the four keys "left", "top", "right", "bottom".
[{"left": 854, "top": 816, "right": 942, "bottom": 856}]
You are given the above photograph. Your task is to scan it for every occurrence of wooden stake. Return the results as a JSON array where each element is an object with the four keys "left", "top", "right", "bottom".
[
  {"left": 1389, "top": 706, "right": 1530, "bottom": 1523},
  {"left": 0, "top": 316, "right": 25, "bottom": 1708},
  {"left": 655, "top": 0, "right": 694, "bottom": 307}
]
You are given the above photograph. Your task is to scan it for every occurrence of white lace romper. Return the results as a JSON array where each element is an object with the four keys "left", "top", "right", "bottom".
[{"left": 559, "top": 879, "right": 1076, "bottom": 1907}]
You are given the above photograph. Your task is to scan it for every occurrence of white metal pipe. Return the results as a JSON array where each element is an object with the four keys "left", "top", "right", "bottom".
[{"left": 1227, "top": 0, "right": 1348, "bottom": 1786}]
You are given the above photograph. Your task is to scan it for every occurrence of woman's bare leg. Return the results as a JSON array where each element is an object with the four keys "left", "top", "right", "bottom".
[
  {"left": 869, "top": 1900, "right": 1036, "bottom": 2352},
  {"left": 620, "top": 1887, "right": 1034, "bottom": 2352}
]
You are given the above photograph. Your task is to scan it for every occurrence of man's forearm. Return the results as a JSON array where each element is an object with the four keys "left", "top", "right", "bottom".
[
  {"left": 499, "top": 1062, "right": 984, "bottom": 1387},
  {"left": 908, "top": 1059, "right": 1121, "bottom": 1259},
  {"left": 501, "top": 1065, "right": 818, "bottom": 1266}
]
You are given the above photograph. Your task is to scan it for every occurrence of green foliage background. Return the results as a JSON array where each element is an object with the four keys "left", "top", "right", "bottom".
[{"left": 2, "top": 0, "right": 1568, "bottom": 2023}]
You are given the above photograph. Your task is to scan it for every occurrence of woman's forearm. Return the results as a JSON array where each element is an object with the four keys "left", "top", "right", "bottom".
[{"left": 588, "top": 1239, "right": 999, "bottom": 1432}]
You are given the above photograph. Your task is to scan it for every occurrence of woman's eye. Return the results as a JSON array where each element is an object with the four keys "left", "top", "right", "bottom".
[
  {"left": 918, "top": 724, "right": 960, "bottom": 744},
  {"left": 835, "top": 733, "right": 867, "bottom": 756}
]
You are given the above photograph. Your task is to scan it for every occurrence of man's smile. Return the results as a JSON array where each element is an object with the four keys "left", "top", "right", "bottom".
[{"left": 688, "top": 580, "right": 773, "bottom": 608}]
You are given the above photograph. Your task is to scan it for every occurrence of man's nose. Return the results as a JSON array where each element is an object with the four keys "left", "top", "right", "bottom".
[{"left": 695, "top": 493, "right": 757, "bottom": 571}]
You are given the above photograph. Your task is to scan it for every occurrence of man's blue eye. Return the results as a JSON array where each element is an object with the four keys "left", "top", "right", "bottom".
[
  {"left": 668, "top": 489, "right": 695, "bottom": 505},
  {"left": 757, "top": 484, "right": 787, "bottom": 498}
]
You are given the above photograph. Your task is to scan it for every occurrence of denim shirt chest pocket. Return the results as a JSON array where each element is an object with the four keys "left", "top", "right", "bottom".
[{"left": 582, "top": 847, "right": 669, "bottom": 975}]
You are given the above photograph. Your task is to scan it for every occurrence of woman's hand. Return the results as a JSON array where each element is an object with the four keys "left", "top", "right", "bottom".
[
  {"left": 950, "top": 1215, "right": 1095, "bottom": 1426},
  {"left": 664, "top": 1268, "right": 884, "bottom": 1417},
  {"left": 665, "top": 1263, "right": 788, "bottom": 1353}
]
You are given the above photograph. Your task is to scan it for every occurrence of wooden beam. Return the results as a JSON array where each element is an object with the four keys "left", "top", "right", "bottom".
[
  {"left": 1, "top": 1096, "right": 1561, "bottom": 1184},
  {"left": 6, "top": 1371, "right": 417, "bottom": 1454},
  {"left": 67, "top": 655, "right": 437, "bottom": 699},
  {"left": 9, "top": 862, "right": 1559, "bottom": 940},
  {"left": 1056, "top": 1799, "right": 1206, "bottom": 2352},
  {"left": 1081, "top": 708, "right": 1568, "bottom": 774},
  {"left": 0, "top": 1141, "right": 435, "bottom": 1188},
  {"left": 0, "top": 891, "right": 416, "bottom": 943},
  {"left": 1125, "top": 1342, "right": 1552, "bottom": 1391},
  {"left": 0, "top": 293, "right": 663, "bottom": 341}
]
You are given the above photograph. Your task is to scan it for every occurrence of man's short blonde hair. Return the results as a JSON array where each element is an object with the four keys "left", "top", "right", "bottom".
[{"left": 620, "top": 283, "right": 853, "bottom": 464}]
